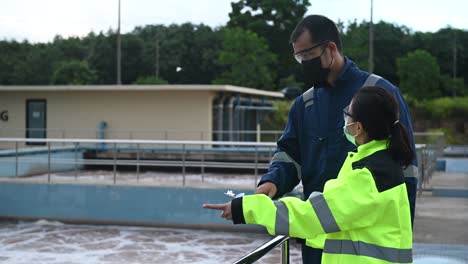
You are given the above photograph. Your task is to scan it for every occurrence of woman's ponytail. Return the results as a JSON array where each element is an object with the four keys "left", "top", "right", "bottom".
[{"left": 388, "top": 120, "right": 414, "bottom": 167}]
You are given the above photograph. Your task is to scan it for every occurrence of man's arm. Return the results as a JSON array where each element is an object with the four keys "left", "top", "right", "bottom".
[{"left": 256, "top": 98, "right": 303, "bottom": 199}]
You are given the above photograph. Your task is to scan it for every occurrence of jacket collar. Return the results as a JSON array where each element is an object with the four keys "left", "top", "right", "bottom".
[{"left": 354, "top": 139, "right": 388, "bottom": 160}]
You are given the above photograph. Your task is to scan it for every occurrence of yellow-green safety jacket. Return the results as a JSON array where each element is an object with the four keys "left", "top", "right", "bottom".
[{"left": 231, "top": 140, "right": 413, "bottom": 263}]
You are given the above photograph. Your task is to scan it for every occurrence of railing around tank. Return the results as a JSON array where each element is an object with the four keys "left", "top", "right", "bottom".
[
  {"left": 0, "top": 137, "right": 277, "bottom": 187},
  {"left": 413, "top": 132, "right": 445, "bottom": 195},
  {"left": 0, "top": 134, "right": 445, "bottom": 264},
  {"left": 0, "top": 128, "right": 284, "bottom": 142}
]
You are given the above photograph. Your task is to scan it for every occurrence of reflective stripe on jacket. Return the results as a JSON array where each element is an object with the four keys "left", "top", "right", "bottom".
[{"left": 232, "top": 140, "right": 413, "bottom": 264}]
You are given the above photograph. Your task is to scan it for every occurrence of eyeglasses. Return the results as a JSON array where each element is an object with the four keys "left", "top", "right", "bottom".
[
  {"left": 343, "top": 105, "right": 355, "bottom": 121},
  {"left": 293, "top": 40, "right": 330, "bottom": 63}
]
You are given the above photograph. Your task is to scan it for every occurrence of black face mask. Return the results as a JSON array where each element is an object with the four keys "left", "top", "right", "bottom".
[{"left": 301, "top": 55, "right": 331, "bottom": 89}]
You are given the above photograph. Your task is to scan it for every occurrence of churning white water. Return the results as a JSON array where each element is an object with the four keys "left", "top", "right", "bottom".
[{"left": 0, "top": 220, "right": 303, "bottom": 264}]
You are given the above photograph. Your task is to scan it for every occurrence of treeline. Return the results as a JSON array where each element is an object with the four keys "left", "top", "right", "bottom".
[{"left": 0, "top": 0, "right": 467, "bottom": 99}]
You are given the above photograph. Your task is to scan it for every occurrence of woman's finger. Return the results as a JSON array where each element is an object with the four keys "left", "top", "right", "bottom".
[{"left": 203, "top": 203, "right": 226, "bottom": 210}]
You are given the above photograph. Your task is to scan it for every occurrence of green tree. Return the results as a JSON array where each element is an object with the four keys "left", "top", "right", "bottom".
[
  {"left": 342, "top": 21, "right": 410, "bottom": 85},
  {"left": 51, "top": 60, "right": 97, "bottom": 84},
  {"left": 12, "top": 43, "right": 61, "bottom": 84},
  {"left": 440, "top": 75, "right": 466, "bottom": 97},
  {"left": 397, "top": 49, "right": 441, "bottom": 99},
  {"left": 228, "top": 0, "right": 310, "bottom": 86},
  {"left": 406, "top": 28, "right": 468, "bottom": 92},
  {"left": 278, "top": 74, "right": 303, "bottom": 90},
  {"left": 262, "top": 100, "right": 294, "bottom": 131},
  {"left": 213, "top": 27, "right": 277, "bottom": 89},
  {"left": 120, "top": 34, "right": 145, "bottom": 84},
  {"left": 341, "top": 20, "right": 368, "bottom": 68},
  {"left": 133, "top": 23, "right": 224, "bottom": 84},
  {"left": 85, "top": 31, "right": 145, "bottom": 84},
  {"left": 0, "top": 40, "right": 31, "bottom": 84},
  {"left": 52, "top": 35, "right": 87, "bottom": 61},
  {"left": 87, "top": 31, "right": 116, "bottom": 84}
]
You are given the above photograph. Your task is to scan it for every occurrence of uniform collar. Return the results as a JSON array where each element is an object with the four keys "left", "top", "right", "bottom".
[
  {"left": 335, "top": 57, "right": 353, "bottom": 81},
  {"left": 354, "top": 139, "right": 388, "bottom": 160}
]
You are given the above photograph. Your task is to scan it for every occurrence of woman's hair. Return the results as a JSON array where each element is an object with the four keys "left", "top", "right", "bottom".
[{"left": 351, "top": 86, "right": 413, "bottom": 167}]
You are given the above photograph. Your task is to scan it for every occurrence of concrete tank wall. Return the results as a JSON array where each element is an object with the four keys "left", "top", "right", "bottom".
[{"left": 0, "top": 182, "right": 256, "bottom": 230}]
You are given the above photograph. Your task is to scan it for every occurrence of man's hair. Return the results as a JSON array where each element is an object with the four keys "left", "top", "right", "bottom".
[{"left": 290, "top": 15, "right": 342, "bottom": 52}]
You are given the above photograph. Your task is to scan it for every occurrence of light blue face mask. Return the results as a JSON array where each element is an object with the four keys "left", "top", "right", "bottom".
[{"left": 343, "top": 119, "right": 358, "bottom": 146}]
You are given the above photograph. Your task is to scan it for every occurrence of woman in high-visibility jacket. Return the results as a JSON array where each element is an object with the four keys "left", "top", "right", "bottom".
[{"left": 204, "top": 86, "right": 414, "bottom": 264}]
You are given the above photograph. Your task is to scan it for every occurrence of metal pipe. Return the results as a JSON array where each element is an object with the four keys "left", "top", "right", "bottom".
[
  {"left": 229, "top": 95, "right": 275, "bottom": 142},
  {"left": 368, "top": 0, "right": 374, "bottom": 73},
  {"left": 232, "top": 235, "right": 290, "bottom": 264},
  {"left": 227, "top": 96, "right": 237, "bottom": 141},
  {"left": 235, "top": 105, "right": 275, "bottom": 142},
  {"left": 214, "top": 94, "right": 225, "bottom": 141},
  {"left": 281, "top": 239, "right": 290, "bottom": 263}
]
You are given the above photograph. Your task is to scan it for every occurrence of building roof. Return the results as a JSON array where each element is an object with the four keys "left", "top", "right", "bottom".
[{"left": 0, "top": 85, "right": 284, "bottom": 98}]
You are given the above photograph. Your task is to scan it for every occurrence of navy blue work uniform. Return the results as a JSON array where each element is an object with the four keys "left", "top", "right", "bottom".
[{"left": 259, "top": 58, "right": 418, "bottom": 263}]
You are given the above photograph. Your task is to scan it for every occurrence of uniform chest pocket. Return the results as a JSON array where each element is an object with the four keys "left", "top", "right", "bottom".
[{"left": 301, "top": 129, "right": 325, "bottom": 165}]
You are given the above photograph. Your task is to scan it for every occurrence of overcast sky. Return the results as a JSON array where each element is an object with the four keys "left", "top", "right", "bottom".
[{"left": 1, "top": 0, "right": 466, "bottom": 43}]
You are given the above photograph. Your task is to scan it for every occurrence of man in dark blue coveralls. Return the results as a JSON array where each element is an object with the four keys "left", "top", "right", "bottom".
[{"left": 254, "top": 15, "right": 418, "bottom": 263}]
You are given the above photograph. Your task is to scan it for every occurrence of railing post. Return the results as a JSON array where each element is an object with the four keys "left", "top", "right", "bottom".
[
  {"left": 47, "top": 142, "right": 51, "bottom": 183},
  {"left": 15, "top": 141, "right": 18, "bottom": 177},
  {"left": 113, "top": 142, "right": 117, "bottom": 184},
  {"left": 136, "top": 143, "right": 140, "bottom": 181},
  {"left": 256, "top": 124, "right": 261, "bottom": 142},
  {"left": 254, "top": 145, "right": 259, "bottom": 188},
  {"left": 201, "top": 143, "right": 205, "bottom": 182},
  {"left": 419, "top": 147, "right": 425, "bottom": 197},
  {"left": 164, "top": 131, "right": 168, "bottom": 150},
  {"left": 281, "top": 239, "right": 290, "bottom": 264},
  {"left": 74, "top": 142, "right": 78, "bottom": 180},
  {"left": 182, "top": 143, "right": 186, "bottom": 187}
]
